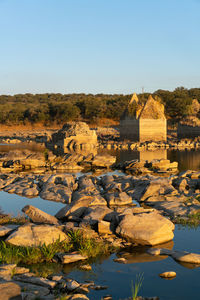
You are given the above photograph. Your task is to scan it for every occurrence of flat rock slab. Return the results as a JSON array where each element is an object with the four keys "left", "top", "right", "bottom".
[
  {"left": 116, "top": 211, "right": 174, "bottom": 246},
  {"left": 15, "top": 281, "right": 50, "bottom": 297},
  {"left": 171, "top": 251, "right": 200, "bottom": 264},
  {"left": 0, "top": 225, "right": 18, "bottom": 237},
  {"left": 57, "top": 252, "right": 88, "bottom": 264},
  {"left": 40, "top": 184, "right": 72, "bottom": 203},
  {"left": 22, "top": 205, "right": 59, "bottom": 225},
  {"left": 6, "top": 223, "right": 69, "bottom": 247},
  {"left": 147, "top": 248, "right": 174, "bottom": 256},
  {"left": 147, "top": 247, "right": 200, "bottom": 264},
  {"left": 13, "top": 273, "right": 57, "bottom": 288}
]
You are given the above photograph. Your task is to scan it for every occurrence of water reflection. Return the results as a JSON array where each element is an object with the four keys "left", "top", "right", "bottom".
[
  {"left": 99, "top": 148, "right": 200, "bottom": 172},
  {"left": 1, "top": 143, "right": 200, "bottom": 173}
]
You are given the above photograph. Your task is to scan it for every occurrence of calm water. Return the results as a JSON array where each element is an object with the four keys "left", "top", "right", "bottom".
[
  {"left": 99, "top": 148, "right": 200, "bottom": 172},
  {"left": 66, "top": 226, "right": 200, "bottom": 300},
  {"left": 0, "top": 191, "right": 64, "bottom": 216}
]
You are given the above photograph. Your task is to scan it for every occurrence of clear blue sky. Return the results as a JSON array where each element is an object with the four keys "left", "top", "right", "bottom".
[{"left": 0, "top": 0, "right": 200, "bottom": 95}]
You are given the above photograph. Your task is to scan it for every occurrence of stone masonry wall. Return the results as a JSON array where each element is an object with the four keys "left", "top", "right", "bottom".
[
  {"left": 139, "top": 119, "right": 167, "bottom": 142},
  {"left": 178, "top": 124, "right": 200, "bottom": 138},
  {"left": 120, "top": 118, "right": 166, "bottom": 142},
  {"left": 120, "top": 118, "right": 139, "bottom": 141}
]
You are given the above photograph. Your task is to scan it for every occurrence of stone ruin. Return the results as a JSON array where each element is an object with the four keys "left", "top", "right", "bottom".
[
  {"left": 120, "top": 93, "right": 167, "bottom": 142},
  {"left": 178, "top": 99, "right": 200, "bottom": 138},
  {"left": 47, "top": 122, "right": 97, "bottom": 153}
]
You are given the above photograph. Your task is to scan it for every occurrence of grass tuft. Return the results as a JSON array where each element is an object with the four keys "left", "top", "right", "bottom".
[{"left": 131, "top": 273, "right": 144, "bottom": 300}]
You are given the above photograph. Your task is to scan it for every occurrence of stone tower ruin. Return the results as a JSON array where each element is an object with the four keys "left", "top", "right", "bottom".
[{"left": 120, "top": 94, "right": 167, "bottom": 142}]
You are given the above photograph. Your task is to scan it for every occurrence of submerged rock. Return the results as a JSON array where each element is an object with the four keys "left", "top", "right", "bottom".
[{"left": 171, "top": 251, "right": 200, "bottom": 264}]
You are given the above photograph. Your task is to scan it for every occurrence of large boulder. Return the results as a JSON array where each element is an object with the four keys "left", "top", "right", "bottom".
[
  {"left": 116, "top": 210, "right": 174, "bottom": 246},
  {"left": 6, "top": 224, "right": 68, "bottom": 246},
  {"left": 0, "top": 281, "right": 21, "bottom": 300}
]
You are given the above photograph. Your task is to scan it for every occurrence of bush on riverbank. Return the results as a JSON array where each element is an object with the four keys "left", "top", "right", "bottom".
[{"left": 0, "top": 87, "right": 200, "bottom": 125}]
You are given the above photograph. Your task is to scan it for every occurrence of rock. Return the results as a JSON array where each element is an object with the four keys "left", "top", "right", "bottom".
[
  {"left": 0, "top": 225, "right": 18, "bottom": 237},
  {"left": 91, "top": 155, "right": 116, "bottom": 168},
  {"left": 6, "top": 224, "right": 69, "bottom": 247},
  {"left": 159, "top": 271, "right": 176, "bottom": 278},
  {"left": 102, "top": 296, "right": 113, "bottom": 300},
  {"left": 79, "top": 264, "right": 92, "bottom": 271},
  {"left": 4, "top": 177, "right": 39, "bottom": 197},
  {"left": 65, "top": 278, "right": 80, "bottom": 291},
  {"left": 55, "top": 194, "right": 90, "bottom": 219},
  {"left": 22, "top": 205, "right": 59, "bottom": 225},
  {"left": 13, "top": 273, "right": 57, "bottom": 288},
  {"left": 105, "top": 192, "right": 132, "bottom": 206},
  {"left": 16, "top": 282, "right": 50, "bottom": 298},
  {"left": 116, "top": 211, "right": 174, "bottom": 246},
  {"left": 0, "top": 281, "right": 22, "bottom": 300},
  {"left": 150, "top": 159, "right": 178, "bottom": 172},
  {"left": 39, "top": 184, "right": 72, "bottom": 203},
  {"left": 140, "top": 179, "right": 174, "bottom": 201},
  {"left": 171, "top": 251, "right": 200, "bottom": 264},
  {"left": 98, "top": 220, "right": 113, "bottom": 235},
  {"left": 113, "top": 258, "right": 127, "bottom": 264},
  {"left": 19, "top": 155, "right": 46, "bottom": 169},
  {"left": 50, "top": 275, "right": 63, "bottom": 282},
  {"left": 90, "top": 285, "right": 108, "bottom": 290},
  {"left": 64, "top": 221, "right": 79, "bottom": 231},
  {"left": 75, "top": 286, "right": 90, "bottom": 294},
  {"left": 66, "top": 294, "right": 89, "bottom": 300},
  {"left": 146, "top": 248, "right": 174, "bottom": 256},
  {"left": 50, "top": 122, "right": 97, "bottom": 150},
  {"left": 56, "top": 252, "right": 87, "bottom": 264},
  {"left": 82, "top": 206, "right": 114, "bottom": 226},
  {"left": 45, "top": 174, "right": 75, "bottom": 189},
  {"left": 55, "top": 190, "right": 107, "bottom": 220},
  {"left": 147, "top": 247, "right": 200, "bottom": 264},
  {"left": 0, "top": 264, "right": 17, "bottom": 280}
]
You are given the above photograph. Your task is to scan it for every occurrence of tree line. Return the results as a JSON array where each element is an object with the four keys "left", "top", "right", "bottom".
[{"left": 0, "top": 87, "right": 199, "bottom": 125}]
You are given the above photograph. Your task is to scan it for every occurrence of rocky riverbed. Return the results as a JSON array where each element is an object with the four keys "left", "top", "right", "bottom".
[
  {"left": 0, "top": 171, "right": 200, "bottom": 221},
  {"left": 0, "top": 169, "right": 200, "bottom": 299}
]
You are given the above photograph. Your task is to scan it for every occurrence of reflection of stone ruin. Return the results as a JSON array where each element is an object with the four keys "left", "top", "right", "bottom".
[
  {"left": 178, "top": 99, "right": 200, "bottom": 138},
  {"left": 47, "top": 122, "right": 97, "bottom": 154},
  {"left": 120, "top": 94, "right": 167, "bottom": 142}
]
